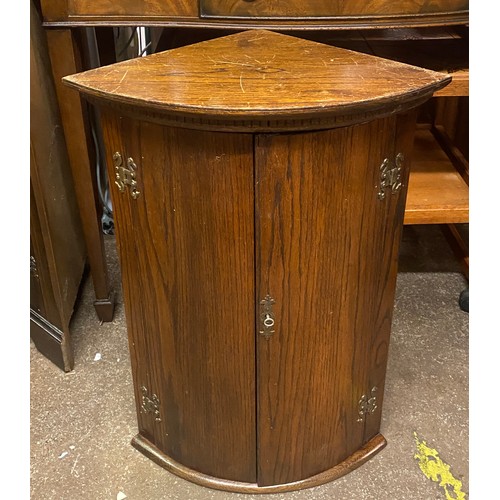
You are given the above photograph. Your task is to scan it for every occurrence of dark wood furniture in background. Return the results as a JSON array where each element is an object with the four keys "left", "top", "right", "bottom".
[
  {"left": 39, "top": 0, "right": 468, "bottom": 27},
  {"left": 44, "top": 27, "right": 116, "bottom": 323},
  {"left": 30, "top": 1, "right": 86, "bottom": 372},
  {"left": 64, "top": 30, "right": 450, "bottom": 492}
]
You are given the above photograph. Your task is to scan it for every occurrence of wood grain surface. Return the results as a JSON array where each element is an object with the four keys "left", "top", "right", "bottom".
[
  {"left": 100, "top": 110, "right": 257, "bottom": 482},
  {"left": 68, "top": 23, "right": 448, "bottom": 490},
  {"left": 46, "top": 28, "right": 115, "bottom": 321},
  {"left": 255, "top": 113, "right": 415, "bottom": 485},
  {"left": 30, "top": 182, "right": 61, "bottom": 334},
  {"left": 31, "top": 2, "right": 86, "bottom": 328},
  {"left": 68, "top": 0, "right": 197, "bottom": 17},
  {"left": 30, "top": 0, "right": 86, "bottom": 371},
  {"left": 362, "top": 111, "right": 417, "bottom": 441},
  {"left": 132, "top": 432, "right": 387, "bottom": 493},
  {"left": 40, "top": 0, "right": 468, "bottom": 28},
  {"left": 63, "top": 30, "right": 450, "bottom": 131},
  {"left": 201, "top": 0, "right": 468, "bottom": 18},
  {"left": 404, "top": 128, "right": 468, "bottom": 224}
]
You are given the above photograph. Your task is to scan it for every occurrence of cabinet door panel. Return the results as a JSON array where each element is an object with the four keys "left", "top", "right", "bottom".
[
  {"left": 255, "top": 115, "right": 413, "bottom": 486},
  {"left": 101, "top": 111, "right": 256, "bottom": 482}
]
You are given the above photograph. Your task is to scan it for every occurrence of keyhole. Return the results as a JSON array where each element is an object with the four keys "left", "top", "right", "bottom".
[{"left": 263, "top": 314, "right": 274, "bottom": 328}]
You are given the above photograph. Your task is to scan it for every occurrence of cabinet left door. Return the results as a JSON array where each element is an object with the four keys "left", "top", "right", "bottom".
[{"left": 100, "top": 111, "right": 257, "bottom": 483}]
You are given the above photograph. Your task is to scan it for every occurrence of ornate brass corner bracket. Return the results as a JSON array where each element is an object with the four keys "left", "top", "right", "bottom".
[
  {"left": 357, "top": 387, "right": 378, "bottom": 423},
  {"left": 140, "top": 386, "right": 161, "bottom": 422},
  {"left": 113, "top": 152, "right": 141, "bottom": 199},
  {"left": 378, "top": 153, "right": 404, "bottom": 200}
]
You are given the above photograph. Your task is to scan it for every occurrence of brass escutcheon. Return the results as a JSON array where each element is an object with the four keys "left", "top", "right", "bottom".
[{"left": 259, "top": 295, "right": 276, "bottom": 340}]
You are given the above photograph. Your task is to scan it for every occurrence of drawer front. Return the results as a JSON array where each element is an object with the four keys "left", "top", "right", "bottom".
[
  {"left": 42, "top": 0, "right": 468, "bottom": 24},
  {"left": 67, "top": 0, "right": 197, "bottom": 18},
  {"left": 200, "top": 0, "right": 468, "bottom": 18}
]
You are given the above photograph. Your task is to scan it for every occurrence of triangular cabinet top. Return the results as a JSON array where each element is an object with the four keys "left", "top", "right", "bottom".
[{"left": 64, "top": 30, "right": 450, "bottom": 132}]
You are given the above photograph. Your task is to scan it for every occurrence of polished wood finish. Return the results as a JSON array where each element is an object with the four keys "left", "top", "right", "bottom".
[
  {"left": 131, "top": 433, "right": 386, "bottom": 493},
  {"left": 40, "top": 0, "right": 468, "bottom": 28},
  {"left": 41, "top": 17, "right": 470, "bottom": 30},
  {"left": 358, "top": 29, "right": 468, "bottom": 97},
  {"left": 39, "top": 0, "right": 468, "bottom": 337},
  {"left": 201, "top": 0, "right": 467, "bottom": 19},
  {"left": 255, "top": 112, "right": 416, "bottom": 485},
  {"left": 59, "top": 23, "right": 469, "bottom": 229},
  {"left": 100, "top": 111, "right": 257, "bottom": 482},
  {"left": 433, "top": 71, "right": 468, "bottom": 97},
  {"left": 65, "top": 30, "right": 450, "bottom": 491},
  {"left": 30, "top": 0, "right": 86, "bottom": 371},
  {"left": 63, "top": 30, "right": 450, "bottom": 132},
  {"left": 68, "top": 0, "right": 197, "bottom": 17},
  {"left": 30, "top": 181, "right": 70, "bottom": 372},
  {"left": 404, "top": 128, "right": 468, "bottom": 224},
  {"left": 64, "top": 31, "right": 450, "bottom": 492},
  {"left": 46, "top": 28, "right": 115, "bottom": 321},
  {"left": 284, "top": 28, "right": 468, "bottom": 97},
  {"left": 30, "top": 311, "right": 68, "bottom": 370},
  {"left": 40, "top": 0, "right": 68, "bottom": 21}
]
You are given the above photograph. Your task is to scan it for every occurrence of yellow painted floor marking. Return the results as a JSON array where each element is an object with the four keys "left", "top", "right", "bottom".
[{"left": 413, "top": 432, "right": 466, "bottom": 500}]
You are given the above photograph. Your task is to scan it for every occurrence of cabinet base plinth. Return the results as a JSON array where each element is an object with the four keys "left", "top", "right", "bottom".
[{"left": 131, "top": 433, "right": 387, "bottom": 493}]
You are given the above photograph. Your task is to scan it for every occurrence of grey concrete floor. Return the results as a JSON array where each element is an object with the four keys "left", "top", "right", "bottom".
[{"left": 30, "top": 225, "right": 468, "bottom": 500}]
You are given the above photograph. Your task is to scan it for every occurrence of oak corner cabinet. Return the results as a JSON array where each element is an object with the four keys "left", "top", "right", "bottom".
[{"left": 63, "top": 30, "right": 449, "bottom": 492}]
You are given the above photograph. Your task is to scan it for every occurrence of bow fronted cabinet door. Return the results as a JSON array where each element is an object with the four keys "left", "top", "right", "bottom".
[{"left": 61, "top": 30, "right": 450, "bottom": 492}]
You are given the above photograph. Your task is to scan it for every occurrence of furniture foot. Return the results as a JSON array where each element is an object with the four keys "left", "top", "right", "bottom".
[
  {"left": 30, "top": 310, "right": 74, "bottom": 372},
  {"left": 93, "top": 289, "right": 116, "bottom": 322}
]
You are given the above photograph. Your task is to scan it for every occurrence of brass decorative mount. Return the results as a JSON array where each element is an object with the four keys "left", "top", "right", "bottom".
[
  {"left": 357, "top": 386, "right": 378, "bottom": 423},
  {"left": 378, "top": 153, "right": 404, "bottom": 200},
  {"left": 113, "top": 152, "right": 141, "bottom": 199}
]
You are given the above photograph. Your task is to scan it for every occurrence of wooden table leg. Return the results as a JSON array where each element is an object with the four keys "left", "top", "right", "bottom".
[{"left": 46, "top": 28, "right": 115, "bottom": 322}]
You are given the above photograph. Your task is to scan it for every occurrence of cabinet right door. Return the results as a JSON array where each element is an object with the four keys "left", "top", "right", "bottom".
[{"left": 255, "top": 113, "right": 416, "bottom": 486}]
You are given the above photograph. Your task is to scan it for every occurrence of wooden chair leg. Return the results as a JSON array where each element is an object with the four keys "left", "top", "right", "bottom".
[
  {"left": 46, "top": 28, "right": 115, "bottom": 322},
  {"left": 441, "top": 223, "right": 469, "bottom": 279}
]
